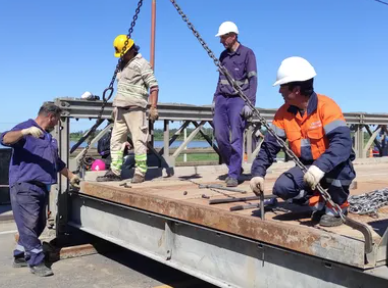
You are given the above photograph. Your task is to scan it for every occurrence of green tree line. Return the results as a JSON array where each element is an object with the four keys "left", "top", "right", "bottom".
[{"left": 70, "top": 128, "right": 215, "bottom": 141}]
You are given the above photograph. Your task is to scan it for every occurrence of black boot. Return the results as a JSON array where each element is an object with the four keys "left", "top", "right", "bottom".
[
  {"left": 12, "top": 256, "right": 28, "bottom": 268},
  {"left": 30, "top": 262, "right": 54, "bottom": 277},
  {"left": 96, "top": 170, "right": 121, "bottom": 182},
  {"left": 131, "top": 174, "right": 145, "bottom": 184},
  {"left": 319, "top": 214, "right": 344, "bottom": 227},
  {"left": 226, "top": 178, "right": 238, "bottom": 187}
]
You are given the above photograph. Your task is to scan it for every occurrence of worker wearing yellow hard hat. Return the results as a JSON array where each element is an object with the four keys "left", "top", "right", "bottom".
[
  {"left": 113, "top": 35, "right": 140, "bottom": 58},
  {"left": 97, "top": 34, "right": 159, "bottom": 184}
]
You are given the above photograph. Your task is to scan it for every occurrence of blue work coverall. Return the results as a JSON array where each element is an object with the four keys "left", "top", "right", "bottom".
[
  {"left": 1, "top": 119, "right": 65, "bottom": 267},
  {"left": 213, "top": 44, "right": 258, "bottom": 180}
]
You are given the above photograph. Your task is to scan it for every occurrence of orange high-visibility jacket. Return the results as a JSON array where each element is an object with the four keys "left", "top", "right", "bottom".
[{"left": 252, "top": 93, "right": 355, "bottom": 186}]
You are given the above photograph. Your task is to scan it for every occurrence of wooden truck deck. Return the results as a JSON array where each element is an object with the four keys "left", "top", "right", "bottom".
[{"left": 76, "top": 161, "right": 388, "bottom": 270}]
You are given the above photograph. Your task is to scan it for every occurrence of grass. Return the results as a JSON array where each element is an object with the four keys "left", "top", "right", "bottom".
[
  {"left": 176, "top": 153, "right": 219, "bottom": 163},
  {"left": 174, "top": 151, "right": 286, "bottom": 163}
]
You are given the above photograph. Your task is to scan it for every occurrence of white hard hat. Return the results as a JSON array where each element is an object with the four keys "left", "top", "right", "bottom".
[
  {"left": 215, "top": 21, "right": 239, "bottom": 37},
  {"left": 273, "top": 57, "right": 317, "bottom": 86},
  {"left": 81, "top": 91, "right": 94, "bottom": 99}
]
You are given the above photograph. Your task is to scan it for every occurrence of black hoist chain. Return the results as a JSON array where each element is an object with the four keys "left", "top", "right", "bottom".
[
  {"left": 75, "top": 0, "right": 143, "bottom": 176},
  {"left": 169, "top": 0, "right": 373, "bottom": 253}
]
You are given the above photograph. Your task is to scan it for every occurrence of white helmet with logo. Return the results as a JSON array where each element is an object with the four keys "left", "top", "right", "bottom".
[
  {"left": 215, "top": 21, "right": 239, "bottom": 37},
  {"left": 273, "top": 57, "right": 317, "bottom": 86}
]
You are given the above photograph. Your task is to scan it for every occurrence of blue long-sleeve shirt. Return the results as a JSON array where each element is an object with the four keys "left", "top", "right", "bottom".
[
  {"left": 0, "top": 119, "right": 66, "bottom": 187},
  {"left": 214, "top": 44, "right": 258, "bottom": 105}
]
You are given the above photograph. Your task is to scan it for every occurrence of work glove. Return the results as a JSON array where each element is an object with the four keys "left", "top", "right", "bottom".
[
  {"left": 250, "top": 176, "right": 265, "bottom": 196},
  {"left": 120, "top": 141, "right": 131, "bottom": 152},
  {"left": 149, "top": 106, "right": 159, "bottom": 122},
  {"left": 303, "top": 165, "right": 325, "bottom": 190},
  {"left": 211, "top": 101, "right": 215, "bottom": 115},
  {"left": 21, "top": 127, "right": 43, "bottom": 138},
  {"left": 70, "top": 175, "right": 81, "bottom": 188},
  {"left": 240, "top": 105, "right": 253, "bottom": 119}
]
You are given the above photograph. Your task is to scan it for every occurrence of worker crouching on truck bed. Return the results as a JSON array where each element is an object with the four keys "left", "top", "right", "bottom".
[
  {"left": 97, "top": 35, "right": 159, "bottom": 184},
  {"left": 250, "top": 57, "right": 355, "bottom": 227},
  {"left": 0, "top": 102, "right": 81, "bottom": 277}
]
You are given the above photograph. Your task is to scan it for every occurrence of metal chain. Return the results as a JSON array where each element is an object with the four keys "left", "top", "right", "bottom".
[
  {"left": 169, "top": 0, "right": 220, "bottom": 67},
  {"left": 170, "top": 0, "right": 373, "bottom": 253},
  {"left": 349, "top": 188, "right": 388, "bottom": 215},
  {"left": 169, "top": 0, "right": 344, "bottom": 220},
  {"left": 75, "top": 0, "right": 143, "bottom": 176}
]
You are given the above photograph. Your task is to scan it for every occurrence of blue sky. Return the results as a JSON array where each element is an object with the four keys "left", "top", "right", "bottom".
[{"left": 0, "top": 0, "right": 387, "bottom": 132}]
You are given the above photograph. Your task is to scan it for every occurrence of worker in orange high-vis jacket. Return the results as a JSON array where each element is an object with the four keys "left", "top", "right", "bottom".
[{"left": 250, "top": 57, "right": 355, "bottom": 227}]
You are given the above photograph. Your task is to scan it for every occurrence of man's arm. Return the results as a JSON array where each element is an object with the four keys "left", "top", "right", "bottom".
[
  {"left": 149, "top": 87, "right": 159, "bottom": 108},
  {"left": 60, "top": 167, "right": 75, "bottom": 180},
  {"left": 251, "top": 132, "right": 283, "bottom": 177},
  {"left": 2, "top": 131, "right": 24, "bottom": 145},
  {"left": 60, "top": 167, "right": 81, "bottom": 186},
  {"left": 313, "top": 102, "right": 353, "bottom": 173},
  {"left": 251, "top": 110, "right": 285, "bottom": 177},
  {"left": 1, "top": 126, "right": 43, "bottom": 146},
  {"left": 246, "top": 49, "right": 258, "bottom": 106}
]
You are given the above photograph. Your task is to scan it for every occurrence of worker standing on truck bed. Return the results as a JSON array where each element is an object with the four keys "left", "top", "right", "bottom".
[
  {"left": 0, "top": 102, "right": 80, "bottom": 277},
  {"left": 212, "top": 21, "right": 258, "bottom": 187},
  {"left": 97, "top": 35, "right": 159, "bottom": 183},
  {"left": 250, "top": 57, "right": 355, "bottom": 227}
]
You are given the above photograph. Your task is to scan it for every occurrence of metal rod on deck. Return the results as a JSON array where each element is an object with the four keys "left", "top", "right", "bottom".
[{"left": 210, "top": 195, "right": 277, "bottom": 205}]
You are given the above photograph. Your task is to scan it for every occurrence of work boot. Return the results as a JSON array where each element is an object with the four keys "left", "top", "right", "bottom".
[
  {"left": 319, "top": 214, "right": 344, "bottom": 227},
  {"left": 96, "top": 169, "right": 121, "bottom": 182},
  {"left": 226, "top": 177, "right": 238, "bottom": 187},
  {"left": 311, "top": 208, "right": 325, "bottom": 223},
  {"left": 318, "top": 206, "right": 348, "bottom": 227},
  {"left": 131, "top": 174, "right": 145, "bottom": 184},
  {"left": 12, "top": 256, "right": 28, "bottom": 268},
  {"left": 30, "top": 262, "right": 54, "bottom": 277}
]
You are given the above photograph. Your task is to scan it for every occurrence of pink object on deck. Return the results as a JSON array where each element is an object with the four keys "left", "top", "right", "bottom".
[{"left": 91, "top": 159, "right": 106, "bottom": 171}]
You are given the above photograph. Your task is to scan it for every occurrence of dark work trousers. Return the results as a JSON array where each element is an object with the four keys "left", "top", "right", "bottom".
[
  {"left": 10, "top": 182, "right": 48, "bottom": 266},
  {"left": 272, "top": 166, "right": 349, "bottom": 205},
  {"left": 213, "top": 95, "right": 246, "bottom": 180}
]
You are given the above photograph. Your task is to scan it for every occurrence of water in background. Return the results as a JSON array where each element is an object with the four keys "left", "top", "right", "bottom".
[
  {"left": 70, "top": 140, "right": 212, "bottom": 149},
  {"left": 1, "top": 140, "right": 212, "bottom": 149}
]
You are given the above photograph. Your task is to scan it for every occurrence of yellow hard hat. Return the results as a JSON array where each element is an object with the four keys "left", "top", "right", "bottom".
[{"left": 113, "top": 35, "right": 135, "bottom": 58}]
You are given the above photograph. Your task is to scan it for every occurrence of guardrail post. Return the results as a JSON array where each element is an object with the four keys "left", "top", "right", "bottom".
[
  {"left": 354, "top": 125, "right": 365, "bottom": 159},
  {"left": 57, "top": 116, "right": 70, "bottom": 236}
]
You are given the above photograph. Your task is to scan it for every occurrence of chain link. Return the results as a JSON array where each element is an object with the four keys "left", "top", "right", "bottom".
[
  {"left": 170, "top": 0, "right": 219, "bottom": 67},
  {"left": 169, "top": 0, "right": 344, "bottom": 220},
  {"left": 349, "top": 188, "right": 388, "bottom": 215},
  {"left": 75, "top": 0, "right": 143, "bottom": 176},
  {"left": 170, "top": 0, "right": 373, "bottom": 252}
]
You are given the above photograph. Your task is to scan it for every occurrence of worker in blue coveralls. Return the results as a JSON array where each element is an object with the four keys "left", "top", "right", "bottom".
[
  {"left": 212, "top": 21, "right": 258, "bottom": 187},
  {"left": 1, "top": 102, "right": 81, "bottom": 277}
]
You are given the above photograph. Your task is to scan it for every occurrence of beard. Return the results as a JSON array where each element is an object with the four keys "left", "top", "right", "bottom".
[{"left": 45, "top": 126, "right": 55, "bottom": 133}]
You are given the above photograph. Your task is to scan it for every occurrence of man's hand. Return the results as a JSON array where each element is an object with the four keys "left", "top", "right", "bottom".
[
  {"left": 303, "top": 165, "right": 325, "bottom": 190},
  {"left": 250, "top": 176, "right": 265, "bottom": 196},
  {"left": 70, "top": 175, "right": 81, "bottom": 188},
  {"left": 149, "top": 106, "right": 159, "bottom": 122},
  {"left": 120, "top": 141, "right": 131, "bottom": 152},
  {"left": 240, "top": 105, "right": 253, "bottom": 119},
  {"left": 21, "top": 127, "right": 43, "bottom": 138}
]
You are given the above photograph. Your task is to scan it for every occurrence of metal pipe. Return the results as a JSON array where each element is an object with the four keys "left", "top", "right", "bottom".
[
  {"left": 150, "top": 0, "right": 156, "bottom": 70},
  {"left": 209, "top": 195, "right": 276, "bottom": 205}
]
